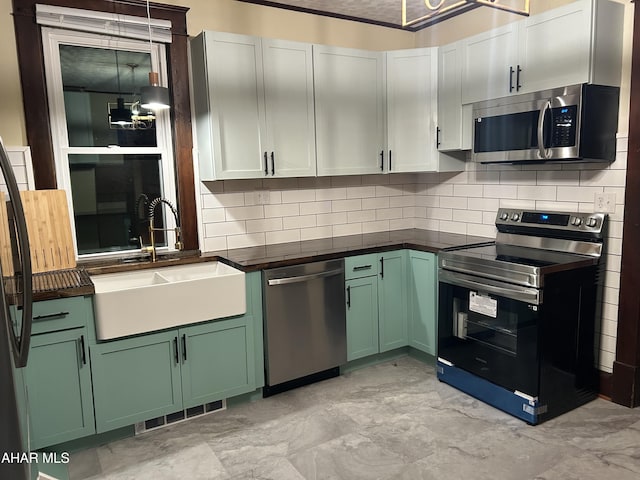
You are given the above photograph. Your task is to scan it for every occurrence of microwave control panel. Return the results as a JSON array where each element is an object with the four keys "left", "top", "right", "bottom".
[{"left": 550, "top": 105, "right": 578, "bottom": 148}]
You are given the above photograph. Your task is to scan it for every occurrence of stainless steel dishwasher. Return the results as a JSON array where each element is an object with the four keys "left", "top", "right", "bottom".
[{"left": 263, "top": 259, "right": 346, "bottom": 395}]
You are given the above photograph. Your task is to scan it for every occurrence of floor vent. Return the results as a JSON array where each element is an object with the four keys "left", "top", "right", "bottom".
[{"left": 134, "top": 400, "right": 226, "bottom": 435}]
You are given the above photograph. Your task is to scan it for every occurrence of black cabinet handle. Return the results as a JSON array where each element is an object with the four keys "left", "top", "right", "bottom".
[
  {"left": 33, "top": 311, "right": 69, "bottom": 321},
  {"left": 264, "top": 152, "right": 268, "bottom": 176},
  {"left": 353, "top": 265, "right": 372, "bottom": 272},
  {"left": 509, "top": 66, "right": 515, "bottom": 93},
  {"left": 380, "top": 150, "right": 384, "bottom": 171},
  {"left": 270, "top": 151, "right": 275, "bottom": 176},
  {"left": 80, "top": 335, "right": 86, "bottom": 365},
  {"left": 389, "top": 150, "right": 392, "bottom": 171},
  {"left": 380, "top": 257, "right": 384, "bottom": 278},
  {"left": 182, "top": 334, "right": 187, "bottom": 362},
  {"left": 516, "top": 65, "right": 522, "bottom": 91},
  {"left": 173, "top": 337, "right": 179, "bottom": 364},
  {"left": 346, "top": 286, "right": 351, "bottom": 308},
  {"left": 436, "top": 127, "right": 441, "bottom": 148}
]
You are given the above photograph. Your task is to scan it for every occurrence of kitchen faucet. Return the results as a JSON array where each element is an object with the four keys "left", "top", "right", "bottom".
[{"left": 140, "top": 197, "right": 182, "bottom": 262}]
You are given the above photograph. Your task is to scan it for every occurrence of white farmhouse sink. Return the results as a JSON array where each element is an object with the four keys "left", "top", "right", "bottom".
[{"left": 91, "top": 262, "right": 246, "bottom": 340}]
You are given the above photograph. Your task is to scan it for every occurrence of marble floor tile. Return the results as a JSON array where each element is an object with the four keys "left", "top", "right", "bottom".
[{"left": 67, "top": 356, "right": 640, "bottom": 480}]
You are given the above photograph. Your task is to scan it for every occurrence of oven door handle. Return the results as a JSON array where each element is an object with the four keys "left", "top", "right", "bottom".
[{"left": 439, "top": 270, "right": 541, "bottom": 305}]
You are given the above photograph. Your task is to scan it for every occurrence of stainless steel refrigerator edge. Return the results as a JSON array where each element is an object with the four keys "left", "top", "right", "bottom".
[
  {"left": 0, "top": 137, "right": 34, "bottom": 480},
  {"left": 263, "top": 259, "right": 346, "bottom": 388}
]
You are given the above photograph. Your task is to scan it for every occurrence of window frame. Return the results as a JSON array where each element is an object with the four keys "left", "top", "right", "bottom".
[
  {"left": 41, "top": 27, "right": 178, "bottom": 259},
  {"left": 11, "top": 0, "right": 197, "bottom": 254}
]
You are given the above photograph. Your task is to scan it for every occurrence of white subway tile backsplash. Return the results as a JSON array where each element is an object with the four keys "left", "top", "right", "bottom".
[
  {"left": 439, "top": 220, "right": 467, "bottom": 235},
  {"left": 332, "top": 199, "right": 362, "bottom": 212},
  {"left": 316, "top": 187, "right": 347, "bottom": 201},
  {"left": 439, "top": 196, "right": 468, "bottom": 209},
  {"left": 281, "top": 189, "right": 316, "bottom": 203},
  {"left": 500, "top": 171, "right": 537, "bottom": 185},
  {"left": 390, "top": 218, "right": 415, "bottom": 230},
  {"left": 580, "top": 169, "right": 627, "bottom": 187},
  {"left": 389, "top": 195, "right": 415, "bottom": 208},
  {"left": 466, "top": 197, "right": 499, "bottom": 212},
  {"left": 348, "top": 210, "right": 376, "bottom": 223},
  {"left": 376, "top": 207, "right": 403, "bottom": 221},
  {"left": 283, "top": 215, "right": 316, "bottom": 230},
  {"left": 300, "top": 201, "right": 332, "bottom": 215},
  {"left": 226, "top": 233, "right": 266, "bottom": 249},
  {"left": 317, "top": 212, "right": 347, "bottom": 226},
  {"left": 246, "top": 217, "right": 283, "bottom": 233},
  {"left": 517, "top": 185, "right": 557, "bottom": 201},
  {"left": 300, "top": 226, "right": 333, "bottom": 241},
  {"left": 467, "top": 223, "right": 496, "bottom": 238},
  {"left": 453, "top": 184, "right": 484, "bottom": 197},
  {"left": 202, "top": 191, "right": 245, "bottom": 208},
  {"left": 333, "top": 223, "right": 362, "bottom": 237},
  {"left": 266, "top": 229, "right": 301, "bottom": 244},
  {"left": 264, "top": 203, "right": 300, "bottom": 218},
  {"left": 205, "top": 221, "right": 246, "bottom": 237},
  {"left": 483, "top": 184, "right": 518, "bottom": 199},
  {"left": 347, "top": 186, "right": 377, "bottom": 199},
  {"left": 203, "top": 236, "right": 227, "bottom": 252},
  {"left": 427, "top": 207, "right": 453, "bottom": 221},
  {"left": 536, "top": 171, "right": 580, "bottom": 185},
  {"left": 201, "top": 208, "right": 226, "bottom": 223},
  {"left": 362, "top": 197, "right": 391, "bottom": 210},
  {"left": 363, "top": 220, "right": 390, "bottom": 233},
  {"left": 453, "top": 209, "right": 483, "bottom": 224},
  {"left": 225, "top": 205, "right": 265, "bottom": 221},
  {"left": 556, "top": 186, "right": 603, "bottom": 202}
]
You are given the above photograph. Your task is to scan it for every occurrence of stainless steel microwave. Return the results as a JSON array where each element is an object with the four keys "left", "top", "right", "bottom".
[{"left": 472, "top": 84, "right": 619, "bottom": 164}]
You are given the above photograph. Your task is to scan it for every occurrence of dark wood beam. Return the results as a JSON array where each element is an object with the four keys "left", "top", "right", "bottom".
[
  {"left": 11, "top": 0, "right": 198, "bottom": 251},
  {"left": 612, "top": 1, "right": 640, "bottom": 408}
]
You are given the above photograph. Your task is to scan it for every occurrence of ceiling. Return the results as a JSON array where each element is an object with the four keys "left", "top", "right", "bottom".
[{"left": 236, "top": 0, "right": 485, "bottom": 31}]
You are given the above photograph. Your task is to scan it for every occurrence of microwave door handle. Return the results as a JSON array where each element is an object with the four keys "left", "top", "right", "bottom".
[{"left": 537, "top": 100, "right": 551, "bottom": 160}]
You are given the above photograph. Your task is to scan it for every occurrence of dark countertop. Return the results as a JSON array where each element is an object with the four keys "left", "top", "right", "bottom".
[
  {"left": 21, "top": 229, "right": 492, "bottom": 299},
  {"left": 209, "top": 229, "right": 493, "bottom": 272}
]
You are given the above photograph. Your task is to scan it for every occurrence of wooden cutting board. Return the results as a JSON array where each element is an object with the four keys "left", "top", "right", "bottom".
[
  {"left": 20, "top": 190, "right": 76, "bottom": 273},
  {"left": 0, "top": 192, "right": 13, "bottom": 276}
]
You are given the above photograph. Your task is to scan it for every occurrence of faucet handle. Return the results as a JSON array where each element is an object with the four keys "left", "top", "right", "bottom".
[{"left": 174, "top": 227, "right": 183, "bottom": 251}]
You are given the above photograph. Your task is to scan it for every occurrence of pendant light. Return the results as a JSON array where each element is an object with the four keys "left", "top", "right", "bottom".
[
  {"left": 140, "top": 0, "right": 170, "bottom": 110},
  {"left": 109, "top": 50, "right": 133, "bottom": 126}
]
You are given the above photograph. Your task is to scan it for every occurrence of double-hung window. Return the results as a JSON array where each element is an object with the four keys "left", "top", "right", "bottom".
[{"left": 40, "top": 10, "right": 177, "bottom": 258}]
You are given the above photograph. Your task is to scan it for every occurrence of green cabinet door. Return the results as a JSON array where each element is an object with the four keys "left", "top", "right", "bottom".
[
  {"left": 346, "top": 276, "right": 379, "bottom": 361},
  {"left": 24, "top": 328, "right": 95, "bottom": 450},
  {"left": 90, "top": 330, "right": 182, "bottom": 433},
  {"left": 180, "top": 316, "right": 256, "bottom": 408},
  {"left": 408, "top": 250, "right": 438, "bottom": 355},
  {"left": 378, "top": 251, "right": 408, "bottom": 352}
]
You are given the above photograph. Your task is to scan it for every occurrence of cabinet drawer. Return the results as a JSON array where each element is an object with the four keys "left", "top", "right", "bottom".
[
  {"left": 23, "top": 296, "right": 91, "bottom": 335},
  {"left": 345, "top": 254, "right": 379, "bottom": 280}
]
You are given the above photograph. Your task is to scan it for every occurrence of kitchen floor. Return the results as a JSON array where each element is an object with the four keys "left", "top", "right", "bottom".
[{"left": 67, "top": 356, "right": 640, "bottom": 480}]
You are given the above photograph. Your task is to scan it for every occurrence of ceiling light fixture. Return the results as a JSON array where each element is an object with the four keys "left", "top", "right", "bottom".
[
  {"left": 140, "top": 0, "right": 170, "bottom": 110},
  {"left": 109, "top": 50, "right": 133, "bottom": 126},
  {"left": 402, "top": 0, "right": 530, "bottom": 29}
]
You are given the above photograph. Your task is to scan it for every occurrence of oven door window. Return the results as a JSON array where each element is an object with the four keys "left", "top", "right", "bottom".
[{"left": 438, "top": 283, "right": 539, "bottom": 395}]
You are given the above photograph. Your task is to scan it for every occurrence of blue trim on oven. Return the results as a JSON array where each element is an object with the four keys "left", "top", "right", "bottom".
[{"left": 437, "top": 359, "right": 543, "bottom": 425}]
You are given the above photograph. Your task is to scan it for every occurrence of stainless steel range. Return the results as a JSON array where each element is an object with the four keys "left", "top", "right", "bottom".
[{"left": 437, "top": 208, "right": 607, "bottom": 424}]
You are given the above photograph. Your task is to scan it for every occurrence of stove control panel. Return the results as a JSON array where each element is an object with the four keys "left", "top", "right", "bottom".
[{"left": 495, "top": 208, "right": 606, "bottom": 234}]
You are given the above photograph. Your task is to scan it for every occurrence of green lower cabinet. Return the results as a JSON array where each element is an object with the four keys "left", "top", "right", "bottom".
[
  {"left": 346, "top": 276, "right": 379, "bottom": 361},
  {"left": 407, "top": 250, "right": 437, "bottom": 355},
  {"left": 180, "top": 317, "right": 255, "bottom": 408},
  {"left": 90, "top": 330, "right": 182, "bottom": 433},
  {"left": 378, "top": 251, "right": 408, "bottom": 352},
  {"left": 24, "top": 327, "right": 95, "bottom": 450}
]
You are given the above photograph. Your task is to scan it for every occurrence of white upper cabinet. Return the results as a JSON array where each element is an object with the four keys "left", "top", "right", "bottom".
[
  {"left": 437, "top": 41, "right": 471, "bottom": 152},
  {"left": 386, "top": 47, "right": 439, "bottom": 172},
  {"left": 461, "top": 23, "right": 518, "bottom": 104},
  {"left": 462, "top": 0, "right": 623, "bottom": 104},
  {"left": 262, "top": 38, "right": 316, "bottom": 177},
  {"left": 517, "top": 0, "right": 623, "bottom": 95},
  {"left": 190, "top": 32, "right": 316, "bottom": 180},
  {"left": 314, "top": 45, "right": 385, "bottom": 176}
]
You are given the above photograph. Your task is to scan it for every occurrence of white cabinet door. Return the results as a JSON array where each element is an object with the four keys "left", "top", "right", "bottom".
[
  {"left": 461, "top": 23, "right": 519, "bottom": 104},
  {"left": 437, "top": 41, "right": 468, "bottom": 152},
  {"left": 314, "top": 45, "right": 385, "bottom": 176},
  {"left": 386, "top": 48, "right": 438, "bottom": 173},
  {"left": 262, "top": 39, "right": 316, "bottom": 177},
  {"left": 517, "top": 1, "right": 591, "bottom": 95},
  {"left": 192, "top": 31, "right": 267, "bottom": 180}
]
